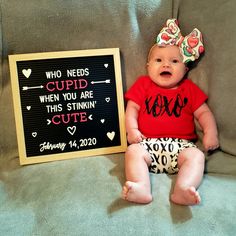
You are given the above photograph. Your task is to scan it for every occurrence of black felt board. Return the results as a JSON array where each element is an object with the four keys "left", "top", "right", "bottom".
[{"left": 9, "top": 48, "right": 126, "bottom": 165}]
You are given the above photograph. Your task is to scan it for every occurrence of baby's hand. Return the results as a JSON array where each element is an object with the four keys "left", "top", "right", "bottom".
[
  {"left": 203, "top": 132, "right": 220, "bottom": 152},
  {"left": 127, "top": 128, "right": 145, "bottom": 144}
]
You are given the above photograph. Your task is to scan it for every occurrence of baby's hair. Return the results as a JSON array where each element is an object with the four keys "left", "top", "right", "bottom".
[{"left": 147, "top": 44, "right": 188, "bottom": 65}]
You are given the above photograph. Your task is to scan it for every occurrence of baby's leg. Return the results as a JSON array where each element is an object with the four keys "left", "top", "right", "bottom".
[
  {"left": 122, "top": 143, "right": 152, "bottom": 204},
  {"left": 171, "top": 147, "right": 205, "bottom": 205}
]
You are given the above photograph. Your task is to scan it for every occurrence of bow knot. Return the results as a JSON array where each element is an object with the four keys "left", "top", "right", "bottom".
[{"left": 156, "top": 19, "right": 204, "bottom": 63}]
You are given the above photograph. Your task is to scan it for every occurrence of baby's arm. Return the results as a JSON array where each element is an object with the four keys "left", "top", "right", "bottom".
[
  {"left": 194, "top": 103, "right": 220, "bottom": 152},
  {"left": 125, "top": 100, "right": 145, "bottom": 144}
]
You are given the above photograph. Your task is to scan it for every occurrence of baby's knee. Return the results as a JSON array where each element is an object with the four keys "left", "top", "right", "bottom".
[
  {"left": 125, "top": 143, "right": 141, "bottom": 156},
  {"left": 190, "top": 148, "right": 205, "bottom": 163},
  {"left": 125, "top": 143, "right": 149, "bottom": 160},
  {"left": 195, "top": 149, "right": 205, "bottom": 165}
]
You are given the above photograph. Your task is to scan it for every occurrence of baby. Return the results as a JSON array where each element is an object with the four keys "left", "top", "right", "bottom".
[{"left": 122, "top": 19, "right": 219, "bottom": 205}]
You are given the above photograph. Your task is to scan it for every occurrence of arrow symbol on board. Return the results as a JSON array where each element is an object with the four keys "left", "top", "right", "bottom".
[
  {"left": 22, "top": 85, "right": 44, "bottom": 91},
  {"left": 47, "top": 119, "right": 51, "bottom": 125},
  {"left": 91, "top": 79, "right": 110, "bottom": 84}
]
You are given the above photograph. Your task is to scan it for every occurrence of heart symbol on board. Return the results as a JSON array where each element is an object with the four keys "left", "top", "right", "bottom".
[
  {"left": 67, "top": 126, "right": 76, "bottom": 135},
  {"left": 105, "top": 97, "right": 110, "bottom": 103},
  {"left": 104, "top": 64, "right": 109, "bottom": 68},
  {"left": 26, "top": 106, "right": 31, "bottom": 111},
  {"left": 22, "top": 69, "right": 32, "bottom": 78},
  {"left": 100, "top": 119, "right": 105, "bottom": 123},
  {"left": 107, "top": 131, "right": 115, "bottom": 141},
  {"left": 32, "top": 132, "right": 37, "bottom": 138}
]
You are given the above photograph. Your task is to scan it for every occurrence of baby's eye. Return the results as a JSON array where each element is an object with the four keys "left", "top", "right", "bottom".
[
  {"left": 172, "top": 59, "right": 179, "bottom": 63},
  {"left": 155, "top": 58, "right": 162, "bottom": 62}
]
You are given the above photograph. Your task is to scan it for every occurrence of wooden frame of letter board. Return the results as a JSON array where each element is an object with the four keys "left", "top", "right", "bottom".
[{"left": 9, "top": 48, "right": 127, "bottom": 165}]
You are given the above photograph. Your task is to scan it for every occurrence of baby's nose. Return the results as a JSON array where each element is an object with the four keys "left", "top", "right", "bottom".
[{"left": 162, "top": 61, "right": 170, "bottom": 67}]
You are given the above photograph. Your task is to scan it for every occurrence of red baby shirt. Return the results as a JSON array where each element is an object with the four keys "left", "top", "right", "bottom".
[{"left": 125, "top": 76, "right": 208, "bottom": 140}]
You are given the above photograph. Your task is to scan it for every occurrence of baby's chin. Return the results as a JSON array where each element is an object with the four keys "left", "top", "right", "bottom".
[{"left": 150, "top": 78, "right": 179, "bottom": 89}]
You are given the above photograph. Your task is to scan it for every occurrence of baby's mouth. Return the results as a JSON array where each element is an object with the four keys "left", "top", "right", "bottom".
[{"left": 160, "top": 71, "right": 172, "bottom": 77}]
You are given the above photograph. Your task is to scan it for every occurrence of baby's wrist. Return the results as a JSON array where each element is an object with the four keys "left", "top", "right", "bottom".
[{"left": 204, "top": 130, "right": 218, "bottom": 138}]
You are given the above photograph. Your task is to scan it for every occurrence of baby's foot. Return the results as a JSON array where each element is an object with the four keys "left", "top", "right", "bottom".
[
  {"left": 122, "top": 181, "right": 152, "bottom": 204},
  {"left": 171, "top": 186, "right": 201, "bottom": 206}
]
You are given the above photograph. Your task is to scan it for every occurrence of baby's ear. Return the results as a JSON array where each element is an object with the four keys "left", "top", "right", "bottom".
[{"left": 185, "top": 66, "right": 189, "bottom": 72}]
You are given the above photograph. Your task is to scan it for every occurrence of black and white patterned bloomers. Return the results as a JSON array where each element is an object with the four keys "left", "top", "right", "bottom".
[{"left": 140, "top": 137, "right": 197, "bottom": 174}]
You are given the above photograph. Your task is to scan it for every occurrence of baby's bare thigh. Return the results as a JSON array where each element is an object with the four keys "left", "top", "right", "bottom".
[
  {"left": 177, "top": 147, "right": 205, "bottom": 168},
  {"left": 126, "top": 143, "right": 152, "bottom": 165}
]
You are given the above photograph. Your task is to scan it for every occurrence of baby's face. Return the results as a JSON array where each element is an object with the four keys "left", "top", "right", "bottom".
[{"left": 147, "top": 45, "right": 187, "bottom": 89}]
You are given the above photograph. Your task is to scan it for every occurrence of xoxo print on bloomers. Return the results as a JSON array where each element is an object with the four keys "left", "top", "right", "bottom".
[{"left": 140, "top": 137, "right": 197, "bottom": 174}]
